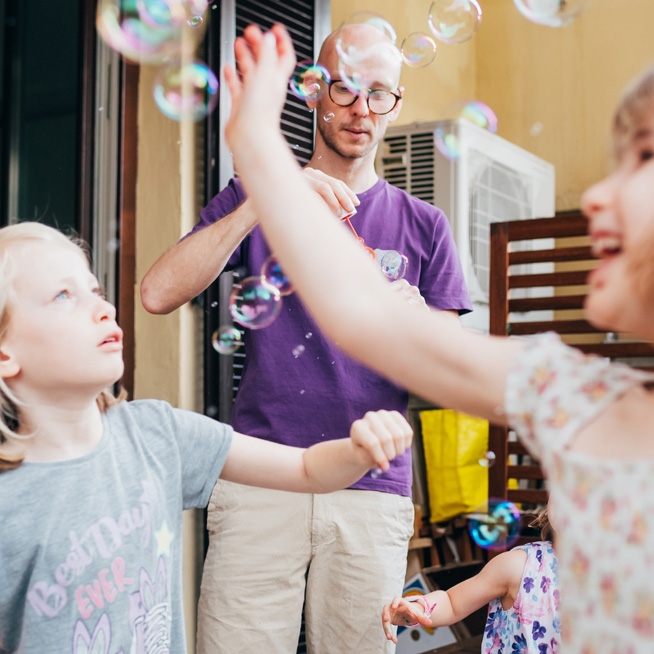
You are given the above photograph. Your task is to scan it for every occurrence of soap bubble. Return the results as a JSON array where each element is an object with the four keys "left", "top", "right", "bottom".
[
  {"left": 460, "top": 101, "right": 498, "bottom": 132},
  {"left": 338, "top": 41, "right": 402, "bottom": 95},
  {"left": 434, "top": 101, "right": 497, "bottom": 160},
  {"left": 478, "top": 451, "right": 497, "bottom": 468},
  {"left": 289, "top": 60, "right": 331, "bottom": 101},
  {"left": 371, "top": 467, "right": 383, "bottom": 479},
  {"left": 292, "top": 344, "right": 305, "bottom": 358},
  {"left": 153, "top": 59, "right": 218, "bottom": 121},
  {"left": 323, "top": 112, "right": 335, "bottom": 122},
  {"left": 513, "top": 0, "right": 590, "bottom": 27},
  {"left": 97, "top": 0, "right": 208, "bottom": 64},
  {"left": 468, "top": 499, "right": 521, "bottom": 550},
  {"left": 211, "top": 326, "right": 242, "bottom": 355},
  {"left": 229, "top": 276, "right": 282, "bottom": 330},
  {"left": 530, "top": 121, "right": 544, "bottom": 136},
  {"left": 428, "top": 0, "right": 482, "bottom": 44},
  {"left": 261, "top": 255, "right": 294, "bottom": 296},
  {"left": 400, "top": 33, "right": 437, "bottom": 68},
  {"left": 380, "top": 250, "right": 408, "bottom": 280},
  {"left": 335, "top": 11, "right": 397, "bottom": 63},
  {"left": 187, "top": 14, "right": 203, "bottom": 27}
]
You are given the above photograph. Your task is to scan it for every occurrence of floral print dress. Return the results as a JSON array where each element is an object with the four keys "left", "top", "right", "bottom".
[
  {"left": 482, "top": 541, "right": 560, "bottom": 653},
  {"left": 505, "top": 333, "right": 654, "bottom": 653}
]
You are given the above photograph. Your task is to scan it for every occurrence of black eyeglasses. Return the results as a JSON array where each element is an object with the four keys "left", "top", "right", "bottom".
[{"left": 328, "top": 80, "right": 402, "bottom": 116}]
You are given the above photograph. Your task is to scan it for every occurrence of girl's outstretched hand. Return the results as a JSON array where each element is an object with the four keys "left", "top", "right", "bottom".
[
  {"left": 349, "top": 410, "right": 413, "bottom": 473},
  {"left": 381, "top": 596, "right": 434, "bottom": 644},
  {"left": 224, "top": 23, "right": 297, "bottom": 151}
]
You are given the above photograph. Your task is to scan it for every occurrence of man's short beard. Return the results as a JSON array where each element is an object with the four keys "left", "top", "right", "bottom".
[{"left": 316, "top": 119, "right": 376, "bottom": 160}]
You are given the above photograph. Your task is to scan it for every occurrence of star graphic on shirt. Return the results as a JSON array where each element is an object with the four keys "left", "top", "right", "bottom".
[{"left": 155, "top": 521, "right": 174, "bottom": 557}]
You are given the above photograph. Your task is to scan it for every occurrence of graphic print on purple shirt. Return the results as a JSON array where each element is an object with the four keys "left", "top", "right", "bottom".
[{"left": 190, "top": 177, "right": 472, "bottom": 497}]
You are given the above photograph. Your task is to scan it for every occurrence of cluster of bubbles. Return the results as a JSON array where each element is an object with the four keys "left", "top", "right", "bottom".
[
  {"left": 96, "top": 0, "right": 218, "bottom": 122},
  {"left": 211, "top": 255, "right": 296, "bottom": 356},
  {"left": 468, "top": 499, "right": 521, "bottom": 550}
]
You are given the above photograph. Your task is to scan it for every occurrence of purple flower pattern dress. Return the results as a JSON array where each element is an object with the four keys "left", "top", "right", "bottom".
[{"left": 482, "top": 541, "right": 560, "bottom": 653}]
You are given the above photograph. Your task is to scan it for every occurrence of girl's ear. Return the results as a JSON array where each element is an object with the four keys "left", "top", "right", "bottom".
[{"left": 0, "top": 347, "right": 20, "bottom": 379}]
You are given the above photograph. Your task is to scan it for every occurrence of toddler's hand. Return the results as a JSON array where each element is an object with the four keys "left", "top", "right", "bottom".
[
  {"left": 349, "top": 410, "right": 412, "bottom": 473},
  {"left": 381, "top": 596, "right": 434, "bottom": 644}
]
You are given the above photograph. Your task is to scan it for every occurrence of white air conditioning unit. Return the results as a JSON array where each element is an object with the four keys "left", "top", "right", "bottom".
[{"left": 377, "top": 118, "right": 556, "bottom": 333}]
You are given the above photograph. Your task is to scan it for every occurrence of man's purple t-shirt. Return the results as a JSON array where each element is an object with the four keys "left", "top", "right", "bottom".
[{"left": 190, "top": 177, "right": 472, "bottom": 497}]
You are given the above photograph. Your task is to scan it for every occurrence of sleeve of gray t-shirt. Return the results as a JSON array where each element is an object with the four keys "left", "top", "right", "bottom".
[{"left": 121, "top": 399, "right": 234, "bottom": 510}]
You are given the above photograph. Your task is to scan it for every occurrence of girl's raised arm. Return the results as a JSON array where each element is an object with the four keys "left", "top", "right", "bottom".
[{"left": 224, "top": 24, "right": 523, "bottom": 423}]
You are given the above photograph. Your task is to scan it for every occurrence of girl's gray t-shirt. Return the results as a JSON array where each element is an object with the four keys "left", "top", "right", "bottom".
[{"left": 0, "top": 399, "right": 232, "bottom": 653}]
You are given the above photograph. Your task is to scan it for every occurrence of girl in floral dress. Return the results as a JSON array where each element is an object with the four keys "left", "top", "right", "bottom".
[
  {"left": 381, "top": 511, "right": 560, "bottom": 653},
  {"left": 224, "top": 22, "right": 654, "bottom": 653}
]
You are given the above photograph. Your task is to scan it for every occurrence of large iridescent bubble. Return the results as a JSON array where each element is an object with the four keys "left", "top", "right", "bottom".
[
  {"left": 400, "top": 33, "right": 437, "bottom": 68},
  {"left": 289, "top": 61, "right": 331, "bottom": 102},
  {"left": 229, "top": 276, "right": 282, "bottom": 330},
  {"left": 468, "top": 499, "right": 521, "bottom": 551},
  {"left": 513, "top": 0, "right": 590, "bottom": 27},
  {"left": 434, "top": 101, "right": 498, "bottom": 160},
  {"left": 428, "top": 0, "right": 482, "bottom": 45},
  {"left": 153, "top": 59, "right": 219, "bottom": 121},
  {"left": 97, "top": 0, "right": 208, "bottom": 64}
]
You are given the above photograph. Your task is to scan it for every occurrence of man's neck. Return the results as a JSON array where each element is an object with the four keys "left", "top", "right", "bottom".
[{"left": 306, "top": 146, "right": 379, "bottom": 194}]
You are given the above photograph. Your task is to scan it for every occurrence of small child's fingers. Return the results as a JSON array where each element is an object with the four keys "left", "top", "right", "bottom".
[
  {"left": 387, "top": 410, "right": 414, "bottom": 453},
  {"left": 362, "top": 411, "right": 399, "bottom": 469},
  {"left": 223, "top": 64, "right": 241, "bottom": 104},
  {"left": 233, "top": 35, "right": 256, "bottom": 78},
  {"left": 271, "top": 23, "right": 298, "bottom": 76}
]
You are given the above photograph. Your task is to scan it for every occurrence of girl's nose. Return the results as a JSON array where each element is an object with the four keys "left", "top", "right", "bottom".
[
  {"left": 95, "top": 296, "right": 117, "bottom": 323},
  {"left": 580, "top": 172, "right": 618, "bottom": 221}
]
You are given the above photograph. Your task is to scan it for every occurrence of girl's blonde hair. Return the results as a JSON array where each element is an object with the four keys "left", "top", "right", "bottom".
[
  {"left": 0, "top": 222, "right": 126, "bottom": 472},
  {"left": 611, "top": 64, "right": 654, "bottom": 304},
  {"left": 612, "top": 64, "right": 654, "bottom": 161},
  {"left": 528, "top": 507, "right": 554, "bottom": 542}
]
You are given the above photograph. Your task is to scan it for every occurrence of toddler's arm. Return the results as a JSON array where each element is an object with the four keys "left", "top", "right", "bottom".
[
  {"left": 219, "top": 410, "right": 413, "bottom": 493},
  {"left": 381, "top": 548, "right": 527, "bottom": 643}
]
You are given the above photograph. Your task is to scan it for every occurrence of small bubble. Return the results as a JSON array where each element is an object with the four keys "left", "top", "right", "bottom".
[
  {"left": 468, "top": 499, "right": 521, "bottom": 551},
  {"left": 300, "top": 389, "right": 306, "bottom": 395},
  {"left": 188, "top": 15, "right": 203, "bottom": 27},
  {"left": 206, "top": 405, "right": 219, "bottom": 417},
  {"left": 479, "top": 451, "right": 497, "bottom": 468},
  {"left": 293, "top": 344, "right": 305, "bottom": 358},
  {"left": 212, "top": 326, "right": 242, "bottom": 355},
  {"left": 210, "top": 301, "right": 218, "bottom": 308},
  {"left": 371, "top": 468, "right": 383, "bottom": 479},
  {"left": 323, "top": 112, "right": 334, "bottom": 122},
  {"left": 305, "top": 332, "right": 313, "bottom": 339},
  {"left": 293, "top": 144, "right": 299, "bottom": 149},
  {"left": 530, "top": 122, "right": 544, "bottom": 136},
  {"left": 98, "top": 106, "right": 104, "bottom": 112},
  {"left": 107, "top": 238, "right": 119, "bottom": 253}
]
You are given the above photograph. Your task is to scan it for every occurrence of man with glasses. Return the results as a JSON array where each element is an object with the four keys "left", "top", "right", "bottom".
[{"left": 141, "top": 22, "right": 470, "bottom": 654}]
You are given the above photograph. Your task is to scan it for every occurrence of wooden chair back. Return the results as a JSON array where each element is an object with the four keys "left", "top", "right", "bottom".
[{"left": 488, "top": 212, "right": 654, "bottom": 516}]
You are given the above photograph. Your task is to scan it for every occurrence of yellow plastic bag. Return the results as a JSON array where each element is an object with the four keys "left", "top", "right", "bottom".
[{"left": 420, "top": 409, "right": 489, "bottom": 523}]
